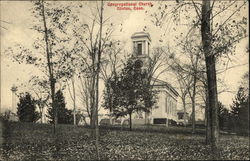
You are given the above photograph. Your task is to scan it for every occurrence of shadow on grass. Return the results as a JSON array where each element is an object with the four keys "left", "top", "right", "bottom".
[
  {"left": 0, "top": 121, "right": 249, "bottom": 160},
  {"left": 97, "top": 124, "right": 206, "bottom": 135},
  {"left": 1, "top": 119, "right": 14, "bottom": 160}
]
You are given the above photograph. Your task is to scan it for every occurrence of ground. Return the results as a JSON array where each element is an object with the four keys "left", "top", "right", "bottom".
[{"left": 0, "top": 121, "right": 249, "bottom": 160}]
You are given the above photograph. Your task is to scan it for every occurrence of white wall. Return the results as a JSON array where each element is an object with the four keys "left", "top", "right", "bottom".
[{"left": 149, "top": 89, "right": 178, "bottom": 122}]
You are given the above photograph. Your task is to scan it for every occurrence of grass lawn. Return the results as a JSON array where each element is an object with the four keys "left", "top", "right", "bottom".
[{"left": 0, "top": 121, "right": 249, "bottom": 160}]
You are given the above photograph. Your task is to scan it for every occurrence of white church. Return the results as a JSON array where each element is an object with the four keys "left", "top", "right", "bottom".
[{"left": 121, "top": 32, "right": 179, "bottom": 126}]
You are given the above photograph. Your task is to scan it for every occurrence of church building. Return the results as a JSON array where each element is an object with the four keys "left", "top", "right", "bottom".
[{"left": 130, "top": 32, "right": 179, "bottom": 126}]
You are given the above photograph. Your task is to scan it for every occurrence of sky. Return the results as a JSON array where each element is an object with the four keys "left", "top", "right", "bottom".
[{"left": 0, "top": 1, "right": 249, "bottom": 118}]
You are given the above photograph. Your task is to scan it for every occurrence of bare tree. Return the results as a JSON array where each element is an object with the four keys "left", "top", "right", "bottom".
[
  {"left": 70, "top": 1, "right": 112, "bottom": 159},
  {"left": 149, "top": 0, "right": 247, "bottom": 148},
  {"left": 66, "top": 75, "right": 77, "bottom": 125},
  {"left": 100, "top": 41, "right": 124, "bottom": 123},
  {"left": 148, "top": 47, "right": 171, "bottom": 85},
  {"left": 39, "top": 0, "right": 57, "bottom": 131},
  {"left": 78, "top": 75, "right": 92, "bottom": 120},
  {"left": 159, "top": 42, "right": 202, "bottom": 133},
  {"left": 5, "top": 0, "right": 79, "bottom": 132}
]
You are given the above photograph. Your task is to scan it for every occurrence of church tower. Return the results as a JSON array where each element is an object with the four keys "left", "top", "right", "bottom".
[
  {"left": 131, "top": 32, "right": 151, "bottom": 71},
  {"left": 131, "top": 32, "right": 152, "bottom": 123}
]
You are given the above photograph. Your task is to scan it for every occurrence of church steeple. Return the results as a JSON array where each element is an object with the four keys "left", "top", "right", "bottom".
[
  {"left": 131, "top": 32, "right": 151, "bottom": 56},
  {"left": 131, "top": 32, "right": 151, "bottom": 71}
]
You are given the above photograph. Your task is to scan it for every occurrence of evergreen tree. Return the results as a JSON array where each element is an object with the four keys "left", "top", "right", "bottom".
[
  {"left": 238, "top": 97, "right": 249, "bottom": 132},
  {"left": 47, "top": 90, "right": 73, "bottom": 124},
  {"left": 230, "top": 87, "right": 249, "bottom": 133},
  {"left": 17, "top": 93, "right": 39, "bottom": 122},
  {"left": 103, "top": 57, "right": 156, "bottom": 130},
  {"left": 231, "top": 87, "right": 247, "bottom": 117},
  {"left": 218, "top": 101, "right": 229, "bottom": 130}
]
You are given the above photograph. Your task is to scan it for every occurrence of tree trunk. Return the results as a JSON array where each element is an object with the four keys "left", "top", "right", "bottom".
[
  {"left": 191, "top": 51, "right": 199, "bottom": 133},
  {"left": 182, "top": 97, "right": 187, "bottom": 126},
  {"left": 91, "top": 68, "right": 96, "bottom": 130},
  {"left": 52, "top": 82, "right": 56, "bottom": 125},
  {"left": 39, "top": 106, "right": 43, "bottom": 124},
  {"left": 109, "top": 109, "right": 113, "bottom": 125},
  {"left": 72, "top": 76, "right": 76, "bottom": 125},
  {"left": 40, "top": 0, "right": 56, "bottom": 132},
  {"left": 191, "top": 98, "right": 196, "bottom": 133},
  {"left": 205, "top": 55, "right": 219, "bottom": 146},
  {"left": 201, "top": 0, "right": 219, "bottom": 148},
  {"left": 94, "top": 72, "right": 100, "bottom": 161},
  {"left": 94, "top": 75, "right": 100, "bottom": 160},
  {"left": 93, "top": 1, "right": 104, "bottom": 160},
  {"left": 205, "top": 87, "right": 212, "bottom": 144},
  {"left": 129, "top": 112, "right": 132, "bottom": 131}
]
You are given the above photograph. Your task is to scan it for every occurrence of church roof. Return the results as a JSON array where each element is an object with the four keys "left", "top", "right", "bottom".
[
  {"left": 131, "top": 32, "right": 151, "bottom": 41},
  {"left": 151, "top": 77, "right": 179, "bottom": 97}
]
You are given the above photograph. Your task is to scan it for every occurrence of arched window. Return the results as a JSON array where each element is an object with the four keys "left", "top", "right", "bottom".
[{"left": 134, "top": 60, "right": 143, "bottom": 69}]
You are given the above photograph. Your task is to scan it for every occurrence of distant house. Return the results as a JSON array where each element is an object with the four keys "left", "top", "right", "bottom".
[
  {"left": 76, "top": 113, "right": 88, "bottom": 125},
  {"left": 36, "top": 109, "right": 48, "bottom": 124},
  {"left": 79, "top": 113, "right": 111, "bottom": 126},
  {"left": 176, "top": 110, "right": 189, "bottom": 126},
  {"left": 1, "top": 110, "right": 18, "bottom": 122}
]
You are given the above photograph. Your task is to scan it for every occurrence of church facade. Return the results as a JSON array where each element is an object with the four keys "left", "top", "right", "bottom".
[{"left": 130, "top": 32, "right": 179, "bottom": 126}]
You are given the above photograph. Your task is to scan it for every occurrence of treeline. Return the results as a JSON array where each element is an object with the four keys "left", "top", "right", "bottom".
[
  {"left": 219, "top": 86, "right": 249, "bottom": 134},
  {"left": 0, "top": 90, "right": 75, "bottom": 125}
]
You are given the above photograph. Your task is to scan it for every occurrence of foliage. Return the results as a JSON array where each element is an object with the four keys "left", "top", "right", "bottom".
[
  {"left": 148, "top": 0, "right": 247, "bottom": 145},
  {"left": 1, "top": 122, "right": 249, "bottom": 160},
  {"left": 17, "top": 76, "right": 50, "bottom": 123},
  {"left": 230, "top": 87, "right": 249, "bottom": 133},
  {"left": 4, "top": 1, "right": 81, "bottom": 127},
  {"left": 148, "top": 0, "right": 247, "bottom": 57},
  {"left": 5, "top": 1, "right": 79, "bottom": 85},
  {"left": 47, "top": 90, "right": 73, "bottom": 124},
  {"left": 103, "top": 57, "right": 157, "bottom": 129},
  {"left": 0, "top": 110, "right": 15, "bottom": 121},
  {"left": 231, "top": 87, "right": 248, "bottom": 117},
  {"left": 218, "top": 101, "right": 230, "bottom": 130},
  {"left": 239, "top": 72, "right": 249, "bottom": 95},
  {"left": 238, "top": 97, "right": 249, "bottom": 132},
  {"left": 17, "top": 93, "right": 39, "bottom": 122}
]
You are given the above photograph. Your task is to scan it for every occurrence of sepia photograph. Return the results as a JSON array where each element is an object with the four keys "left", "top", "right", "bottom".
[{"left": 0, "top": 0, "right": 249, "bottom": 160}]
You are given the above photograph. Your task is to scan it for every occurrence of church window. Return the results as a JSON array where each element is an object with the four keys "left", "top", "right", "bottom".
[
  {"left": 171, "top": 102, "right": 173, "bottom": 115},
  {"left": 137, "top": 43, "right": 142, "bottom": 55},
  {"left": 168, "top": 100, "right": 170, "bottom": 114},
  {"left": 165, "top": 97, "right": 168, "bottom": 113},
  {"left": 170, "top": 101, "right": 172, "bottom": 114},
  {"left": 169, "top": 101, "right": 172, "bottom": 114}
]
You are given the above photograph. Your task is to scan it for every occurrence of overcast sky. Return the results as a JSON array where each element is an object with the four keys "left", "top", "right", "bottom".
[{"left": 1, "top": 1, "right": 248, "bottom": 116}]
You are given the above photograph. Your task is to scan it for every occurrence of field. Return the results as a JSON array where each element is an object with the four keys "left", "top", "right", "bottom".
[{"left": 0, "top": 121, "right": 249, "bottom": 160}]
